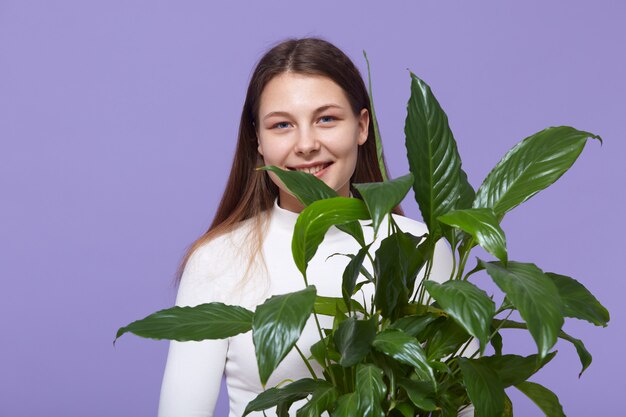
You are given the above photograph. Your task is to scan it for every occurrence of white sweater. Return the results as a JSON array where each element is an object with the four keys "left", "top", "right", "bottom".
[{"left": 158, "top": 201, "right": 465, "bottom": 417}]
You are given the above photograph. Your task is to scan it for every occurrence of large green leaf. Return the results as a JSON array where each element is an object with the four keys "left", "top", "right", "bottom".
[
  {"left": 473, "top": 126, "right": 600, "bottom": 217},
  {"left": 372, "top": 329, "right": 435, "bottom": 388},
  {"left": 515, "top": 381, "right": 566, "bottom": 417},
  {"left": 243, "top": 378, "right": 329, "bottom": 416},
  {"left": 482, "top": 261, "right": 564, "bottom": 360},
  {"left": 296, "top": 385, "right": 339, "bottom": 417},
  {"left": 292, "top": 197, "right": 370, "bottom": 275},
  {"left": 374, "top": 231, "right": 427, "bottom": 318},
  {"left": 334, "top": 317, "right": 377, "bottom": 367},
  {"left": 363, "top": 51, "right": 388, "bottom": 182},
  {"left": 476, "top": 352, "right": 556, "bottom": 387},
  {"left": 355, "top": 364, "right": 387, "bottom": 417},
  {"left": 353, "top": 174, "right": 414, "bottom": 236},
  {"left": 459, "top": 358, "right": 506, "bottom": 417},
  {"left": 332, "top": 393, "right": 359, "bottom": 417},
  {"left": 438, "top": 208, "right": 507, "bottom": 263},
  {"left": 115, "top": 302, "right": 253, "bottom": 342},
  {"left": 404, "top": 73, "right": 469, "bottom": 239},
  {"left": 424, "top": 280, "right": 495, "bottom": 352},
  {"left": 548, "top": 272, "right": 610, "bottom": 327},
  {"left": 253, "top": 286, "right": 317, "bottom": 386}
]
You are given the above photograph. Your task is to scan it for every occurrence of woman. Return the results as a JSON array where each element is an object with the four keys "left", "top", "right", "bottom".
[{"left": 158, "top": 38, "right": 458, "bottom": 417}]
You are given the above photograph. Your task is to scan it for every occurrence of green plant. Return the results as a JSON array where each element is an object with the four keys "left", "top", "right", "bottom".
[{"left": 116, "top": 71, "right": 608, "bottom": 417}]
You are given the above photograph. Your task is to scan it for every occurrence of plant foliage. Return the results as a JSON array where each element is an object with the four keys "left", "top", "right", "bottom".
[{"left": 118, "top": 69, "right": 607, "bottom": 417}]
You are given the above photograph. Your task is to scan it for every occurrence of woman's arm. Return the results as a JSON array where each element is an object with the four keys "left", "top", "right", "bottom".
[{"left": 158, "top": 242, "right": 231, "bottom": 417}]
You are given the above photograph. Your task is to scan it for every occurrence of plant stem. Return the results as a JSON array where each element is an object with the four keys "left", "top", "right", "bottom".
[
  {"left": 415, "top": 258, "right": 434, "bottom": 304},
  {"left": 455, "top": 238, "right": 474, "bottom": 280},
  {"left": 489, "top": 309, "right": 514, "bottom": 340},
  {"left": 294, "top": 344, "right": 318, "bottom": 380}
]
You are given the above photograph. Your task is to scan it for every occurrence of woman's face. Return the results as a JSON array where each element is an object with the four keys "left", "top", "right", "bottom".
[{"left": 256, "top": 72, "right": 369, "bottom": 212}]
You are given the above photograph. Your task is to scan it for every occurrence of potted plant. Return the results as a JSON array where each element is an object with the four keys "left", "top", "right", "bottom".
[{"left": 116, "top": 66, "right": 609, "bottom": 417}]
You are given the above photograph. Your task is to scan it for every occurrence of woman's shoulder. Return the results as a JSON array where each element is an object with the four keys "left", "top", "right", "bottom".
[
  {"left": 176, "top": 220, "right": 255, "bottom": 306},
  {"left": 187, "top": 219, "right": 255, "bottom": 265}
]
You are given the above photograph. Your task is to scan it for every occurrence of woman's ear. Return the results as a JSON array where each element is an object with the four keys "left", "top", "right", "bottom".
[{"left": 358, "top": 108, "right": 369, "bottom": 145}]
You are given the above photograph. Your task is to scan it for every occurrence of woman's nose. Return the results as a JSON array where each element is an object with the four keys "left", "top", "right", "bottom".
[{"left": 294, "top": 128, "right": 320, "bottom": 154}]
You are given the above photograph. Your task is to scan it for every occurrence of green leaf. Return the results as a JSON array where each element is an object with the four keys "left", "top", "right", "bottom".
[
  {"left": 459, "top": 358, "right": 505, "bottom": 417},
  {"left": 243, "top": 378, "right": 330, "bottom": 416},
  {"left": 424, "top": 280, "right": 495, "bottom": 352},
  {"left": 363, "top": 50, "right": 388, "bottom": 182},
  {"left": 353, "top": 174, "right": 414, "bottom": 235},
  {"left": 398, "top": 378, "right": 437, "bottom": 411},
  {"left": 389, "top": 313, "right": 439, "bottom": 337},
  {"left": 548, "top": 272, "right": 610, "bottom": 327},
  {"left": 260, "top": 166, "right": 337, "bottom": 205},
  {"left": 374, "top": 231, "right": 427, "bottom": 318},
  {"left": 476, "top": 352, "right": 556, "bottom": 387},
  {"left": 404, "top": 73, "right": 469, "bottom": 239},
  {"left": 115, "top": 303, "right": 253, "bottom": 342},
  {"left": 333, "top": 393, "right": 359, "bottom": 417},
  {"left": 355, "top": 364, "right": 387, "bottom": 417},
  {"left": 336, "top": 221, "right": 366, "bottom": 248},
  {"left": 334, "top": 317, "right": 377, "bottom": 367},
  {"left": 393, "top": 402, "right": 417, "bottom": 417},
  {"left": 261, "top": 166, "right": 365, "bottom": 246},
  {"left": 481, "top": 261, "right": 564, "bottom": 360},
  {"left": 253, "top": 286, "right": 317, "bottom": 386},
  {"left": 372, "top": 329, "right": 436, "bottom": 389},
  {"left": 438, "top": 208, "right": 507, "bottom": 263},
  {"left": 493, "top": 319, "right": 593, "bottom": 377},
  {"left": 457, "top": 168, "right": 476, "bottom": 210},
  {"left": 490, "top": 328, "right": 503, "bottom": 356},
  {"left": 424, "top": 317, "right": 471, "bottom": 360},
  {"left": 502, "top": 394, "right": 513, "bottom": 417},
  {"left": 515, "top": 381, "right": 566, "bottom": 417},
  {"left": 473, "top": 126, "right": 600, "bottom": 217},
  {"left": 342, "top": 245, "right": 370, "bottom": 311},
  {"left": 296, "top": 385, "right": 339, "bottom": 417},
  {"left": 558, "top": 330, "right": 593, "bottom": 377},
  {"left": 293, "top": 197, "right": 370, "bottom": 275},
  {"left": 313, "top": 295, "right": 365, "bottom": 316}
]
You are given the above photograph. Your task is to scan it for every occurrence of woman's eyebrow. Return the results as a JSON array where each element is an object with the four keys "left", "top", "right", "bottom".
[
  {"left": 313, "top": 104, "right": 344, "bottom": 114},
  {"left": 262, "top": 111, "right": 292, "bottom": 121}
]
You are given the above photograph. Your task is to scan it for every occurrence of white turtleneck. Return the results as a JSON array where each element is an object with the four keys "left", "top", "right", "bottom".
[{"left": 158, "top": 201, "right": 470, "bottom": 417}]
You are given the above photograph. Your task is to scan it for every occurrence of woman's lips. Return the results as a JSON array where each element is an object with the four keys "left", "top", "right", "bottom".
[{"left": 288, "top": 162, "right": 332, "bottom": 177}]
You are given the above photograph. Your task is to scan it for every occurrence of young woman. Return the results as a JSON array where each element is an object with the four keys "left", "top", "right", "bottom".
[{"left": 158, "top": 38, "right": 463, "bottom": 417}]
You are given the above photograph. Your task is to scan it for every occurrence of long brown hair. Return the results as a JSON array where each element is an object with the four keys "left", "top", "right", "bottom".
[{"left": 177, "top": 37, "right": 400, "bottom": 283}]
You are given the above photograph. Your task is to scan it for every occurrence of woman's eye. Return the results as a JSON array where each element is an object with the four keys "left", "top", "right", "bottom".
[
  {"left": 319, "top": 115, "right": 335, "bottom": 124},
  {"left": 273, "top": 121, "right": 291, "bottom": 129}
]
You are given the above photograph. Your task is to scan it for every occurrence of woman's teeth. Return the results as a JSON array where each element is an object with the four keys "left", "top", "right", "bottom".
[{"left": 294, "top": 164, "right": 328, "bottom": 174}]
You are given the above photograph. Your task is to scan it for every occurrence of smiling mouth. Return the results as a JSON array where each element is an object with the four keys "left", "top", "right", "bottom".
[{"left": 288, "top": 162, "right": 333, "bottom": 175}]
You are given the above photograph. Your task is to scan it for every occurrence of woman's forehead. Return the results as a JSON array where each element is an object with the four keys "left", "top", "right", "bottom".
[{"left": 259, "top": 73, "right": 351, "bottom": 115}]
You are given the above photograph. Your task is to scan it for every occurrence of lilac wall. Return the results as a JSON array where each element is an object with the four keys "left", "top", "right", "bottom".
[{"left": 1, "top": 1, "right": 624, "bottom": 416}]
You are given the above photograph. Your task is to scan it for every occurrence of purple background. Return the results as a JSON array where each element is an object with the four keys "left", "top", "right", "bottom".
[{"left": 1, "top": 1, "right": 624, "bottom": 416}]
